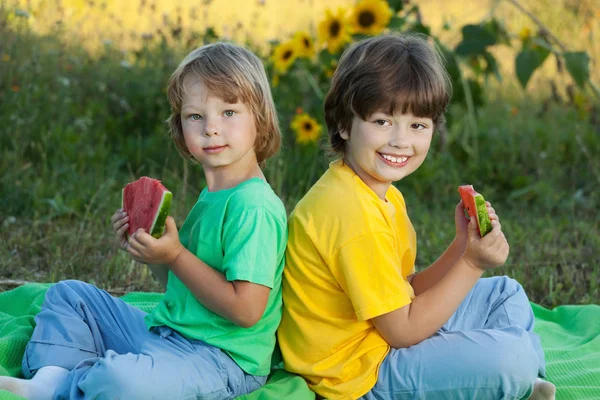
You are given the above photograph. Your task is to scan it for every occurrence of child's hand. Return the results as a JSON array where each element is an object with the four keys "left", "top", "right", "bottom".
[
  {"left": 110, "top": 208, "right": 129, "bottom": 250},
  {"left": 455, "top": 201, "right": 499, "bottom": 244},
  {"left": 462, "top": 214, "right": 509, "bottom": 271},
  {"left": 126, "top": 217, "right": 184, "bottom": 265},
  {"left": 454, "top": 200, "right": 469, "bottom": 245}
]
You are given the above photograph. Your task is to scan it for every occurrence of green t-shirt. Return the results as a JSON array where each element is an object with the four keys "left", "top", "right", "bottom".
[{"left": 145, "top": 177, "right": 287, "bottom": 376}]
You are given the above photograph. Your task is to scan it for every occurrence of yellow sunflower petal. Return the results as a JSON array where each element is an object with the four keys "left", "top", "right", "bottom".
[
  {"left": 271, "top": 39, "right": 299, "bottom": 74},
  {"left": 293, "top": 31, "right": 315, "bottom": 58},
  {"left": 349, "top": 0, "right": 393, "bottom": 36},
  {"left": 318, "top": 7, "right": 352, "bottom": 54},
  {"left": 291, "top": 113, "right": 323, "bottom": 144}
]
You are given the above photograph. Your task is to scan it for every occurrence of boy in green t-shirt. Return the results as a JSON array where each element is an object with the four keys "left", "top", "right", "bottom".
[{"left": 0, "top": 42, "right": 287, "bottom": 399}]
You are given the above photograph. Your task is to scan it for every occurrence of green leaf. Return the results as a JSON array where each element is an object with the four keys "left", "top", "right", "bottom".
[
  {"left": 515, "top": 46, "right": 550, "bottom": 89},
  {"left": 388, "top": 15, "right": 405, "bottom": 31},
  {"left": 483, "top": 51, "right": 502, "bottom": 81},
  {"left": 410, "top": 23, "right": 431, "bottom": 36},
  {"left": 484, "top": 18, "right": 511, "bottom": 46},
  {"left": 387, "top": 0, "right": 404, "bottom": 12},
  {"left": 455, "top": 25, "right": 497, "bottom": 56},
  {"left": 564, "top": 51, "right": 590, "bottom": 88}
]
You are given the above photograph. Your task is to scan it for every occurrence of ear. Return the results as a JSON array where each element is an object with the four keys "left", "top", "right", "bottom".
[{"left": 339, "top": 129, "right": 350, "bottom": 140}]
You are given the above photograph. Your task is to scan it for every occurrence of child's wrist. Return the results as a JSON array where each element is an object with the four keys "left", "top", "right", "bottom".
[
  {"left": 167, "top": 245, "right": 185, "bottom": 269},
  {"left": 460, "top": 254, "right": 484, "bottom": 274},
  {"left": 452, "top": 236, "right": 467, "bottom": 252}
]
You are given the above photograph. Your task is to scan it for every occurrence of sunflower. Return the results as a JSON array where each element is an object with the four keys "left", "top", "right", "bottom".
[
  {"left": 519, "top": 27, "right": 532, "bottom": 40},
  {"left": 293, "top": 31, "right": 315, "bottom": 58},
  {"left": 349, "top": 0, "right": 392, "bottom": 36},
  {"left": 271, "top": 39, "right": 299, "bottom": 74},
  {"left": 291, "top": 113, "right": 322, "bottom": 145},
  {"left": 318, "top": 8, "right": 352, "bottom": 54}
]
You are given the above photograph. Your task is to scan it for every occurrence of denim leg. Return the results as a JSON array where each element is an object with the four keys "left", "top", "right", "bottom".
[
  {"left": 54, "top": 327, "right": 267, "bottom": 400},
  {"left": 442, "top": 276, "right": 546, "bottom": 377},
  {"left": 361, "top": 326, "right": 540, "bottom": 400},
  {"left": 360, "top": 276, "right": 547, "bottom": 400},
  {"left": 22, "top": 280, "right": 153, "bottom": 377}
]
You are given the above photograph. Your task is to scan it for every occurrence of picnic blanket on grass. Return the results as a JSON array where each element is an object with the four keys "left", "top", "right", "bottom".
[{"left": 0, "top": 283, "right": 598, "bottom": 399}]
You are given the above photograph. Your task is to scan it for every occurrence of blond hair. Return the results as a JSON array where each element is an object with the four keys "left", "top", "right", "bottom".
[
  {"left": 324, "top": 33, "right": 452, "bottom": 156},
  {"left": 166, "top": 42, "right": 281, "bottom": 164}
]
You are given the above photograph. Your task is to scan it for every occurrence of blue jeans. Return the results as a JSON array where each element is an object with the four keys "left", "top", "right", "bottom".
[
  {"left": 22, "top": 280, "right": 267, "bottom": 400},
  {"left": 361, "top": 276, "right": 546, "bottom": 400}
]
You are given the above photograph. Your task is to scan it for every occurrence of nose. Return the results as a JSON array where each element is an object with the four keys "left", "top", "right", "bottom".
[
  {"left": 389, "top": 126, "right": 410, "bottom": 148},
  {"left": 204, "top": 119, "right": 219, "bottom": 137}
]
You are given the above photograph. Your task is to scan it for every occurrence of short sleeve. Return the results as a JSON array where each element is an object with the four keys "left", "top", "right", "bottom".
[
  {"left": 333, "top": 232, "right": 412, "bottom": 321},
  {"left": 221, "top": 207, "right": 285, "bottom": 288}
]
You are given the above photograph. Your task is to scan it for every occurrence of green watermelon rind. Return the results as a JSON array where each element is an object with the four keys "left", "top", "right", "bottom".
[
  {"left": 474, "top": 194, "right": 492, "bottom": 237},
  {"left": 120, "top": 186, "right": 172, "bottom": 239},
  {"left": 149, "top": 190, "right": 172, "bottom": 239}
]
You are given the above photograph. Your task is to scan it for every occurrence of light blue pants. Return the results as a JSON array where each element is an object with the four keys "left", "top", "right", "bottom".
[
  {"left": 22, "top": 280, "right": 267, "bottom": 400},
  {"left": 361, "top": 276, "right": 546, "bottom": 400}
]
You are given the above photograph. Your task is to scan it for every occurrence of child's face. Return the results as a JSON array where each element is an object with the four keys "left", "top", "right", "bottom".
[
  {"left": 340, "top": 111, "right": 434, "bottom": 199},
  {"left": 180, "top": 74, "right": 258, "bottom": 174}
]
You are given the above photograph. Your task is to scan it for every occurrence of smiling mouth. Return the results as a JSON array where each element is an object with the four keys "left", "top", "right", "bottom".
[
  {"left": 203, "top": 145, "right": 227, "bottom": 154},
  {"left": 378, "top": 152, "right": 410, "bottom": 165}
]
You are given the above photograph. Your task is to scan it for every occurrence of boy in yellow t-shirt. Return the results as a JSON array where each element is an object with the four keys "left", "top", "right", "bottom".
[{"left": 278, "top": 34, "right": 555, "bottom": 400}]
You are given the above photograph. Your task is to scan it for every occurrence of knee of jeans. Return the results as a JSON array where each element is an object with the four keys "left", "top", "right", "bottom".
[
  {"left": 46, "top": 280, "right": 87, "bottom": 299},
  {"left": 79, "top": 352, "right": 153, "bottom": 399},
  {"left": 483, "top": 331, "right": 538, "bottom": 392},
  {"left": 496, "top": 276, "right": 524, "bottom": 296}
]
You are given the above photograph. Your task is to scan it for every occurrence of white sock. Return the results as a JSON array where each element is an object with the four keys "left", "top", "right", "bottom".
[
  {"left": 0, "top": 366, "right": 69, "bottom": 400},
  {"left": 529, "top": 378, "right": 556, "bottom": 400}
]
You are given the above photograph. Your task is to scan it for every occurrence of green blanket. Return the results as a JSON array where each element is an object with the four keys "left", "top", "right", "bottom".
[
  {"left": 0, "top": 284, "right": 314, "bottom": 400},
  {"left": 0, "top": 284, "right": 598, "bottom": 399}
]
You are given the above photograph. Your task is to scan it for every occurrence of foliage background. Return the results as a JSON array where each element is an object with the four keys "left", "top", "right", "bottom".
[{"left": 1, "top": 0, "right": 598, "bottom": 307}]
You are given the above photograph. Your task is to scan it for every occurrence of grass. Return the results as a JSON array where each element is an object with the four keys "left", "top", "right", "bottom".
[{"left": 1, "top": 1, "right": 599, "bottom": 308}]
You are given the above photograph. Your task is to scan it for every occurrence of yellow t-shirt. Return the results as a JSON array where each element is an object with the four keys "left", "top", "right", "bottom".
[{"left": 278, "top": 160, "right": 417, "bottom": 400}]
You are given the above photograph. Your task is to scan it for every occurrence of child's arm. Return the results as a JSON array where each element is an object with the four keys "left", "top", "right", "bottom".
[
  {"left": 411, "top": 200, "right": 498, "bottom": 295},
  {"left": 111, "top": 209, "right": 170, "bottom": 290},
  {"left": 126, "top": 216, "right": 271, "bottom": 328},
  {"left": 168, "top": 248, "right": 271, "bottom": 328},
  {"left": 372, "top": 217, "right": 509, "bottom": 349}
]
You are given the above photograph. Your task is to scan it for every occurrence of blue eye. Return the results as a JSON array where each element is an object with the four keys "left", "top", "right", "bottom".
[
  {"left": 224, "top": 110, "right": 235, "bottom": 117},
  {"left": 190, "top": 114, "right": 202, "bottom": 121}
]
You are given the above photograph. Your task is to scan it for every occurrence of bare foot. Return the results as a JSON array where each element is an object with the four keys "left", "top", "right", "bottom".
[
  {"left": 529, "top": 378, "right": 556, "bottom": 400},
  {"left": 0, "top": 366, "right": 69, "bottom": 400}
]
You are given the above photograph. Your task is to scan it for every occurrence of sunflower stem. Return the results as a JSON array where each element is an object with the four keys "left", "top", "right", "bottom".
[{"left": 300, "top": 67, "right": 324, "bottom": 100}]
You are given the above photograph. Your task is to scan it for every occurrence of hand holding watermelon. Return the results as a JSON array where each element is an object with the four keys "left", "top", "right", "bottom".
[
  {"left": 462, "top": 216, "right": 509, "bottom": 271},
  {"left": 126, "top": 216, "right": 185, "bottom": 265},
  {"left": 111, "top": 208, "right": 130, "bottom": 250}
]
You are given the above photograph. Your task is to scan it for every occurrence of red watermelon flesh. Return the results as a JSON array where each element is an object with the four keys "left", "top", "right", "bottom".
[
  {"left": 122, "top": 176, "right": 172, "bottom": 238},
  {"left": 458, "top": 185, "right": 493, "bottom": 237}
]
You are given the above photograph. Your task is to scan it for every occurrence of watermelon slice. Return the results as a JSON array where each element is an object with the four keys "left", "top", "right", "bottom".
[
  {"left": 458, "top": 185, "right": 492, "bottom": 237},
  {"left": 122, "top": 176, "right": 172, "bottom": 238}
]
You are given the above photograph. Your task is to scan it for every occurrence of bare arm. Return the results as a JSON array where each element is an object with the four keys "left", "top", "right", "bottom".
[
  {"left": 126, "top": 217, "right": 271, "bottom": 328},
  {"left": 373, "top": 255, "right": 482, "bottom": 348},
  {"left": 411, "top": 201, "right": 498, "bottom": 295},
  {"left": 373, "top": 216, "right": 509, "bottom": 349},
  {"left": 168, "top": 247, "right": 270, "bottom": 328},
  {"left": 410, "top": 238, "right": 465, "bottom": 296}
]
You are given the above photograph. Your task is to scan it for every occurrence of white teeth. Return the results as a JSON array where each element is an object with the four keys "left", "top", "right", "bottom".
[{"left": 381, "top": 154, "right": 408, "bottom": 163}]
